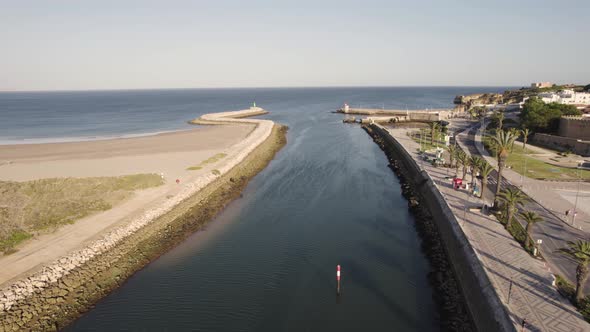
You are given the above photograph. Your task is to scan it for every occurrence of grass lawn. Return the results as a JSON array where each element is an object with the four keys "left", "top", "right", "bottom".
[
  {"left": 482, "top": 135, "right": 590, "bottom": 180},
  {"left": 187, "top": 153, "right": 227, "bottom": 171},
  {"left": 408, "top": 131, "right": 447, "bottom": 152},
  {"left": 0, "top": 173, "right": 164, "bottom": 254}
]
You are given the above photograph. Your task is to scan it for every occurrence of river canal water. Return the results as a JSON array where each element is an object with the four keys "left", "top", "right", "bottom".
[{"left": 24, "top": 87, "right": 507, "bottom": 331}]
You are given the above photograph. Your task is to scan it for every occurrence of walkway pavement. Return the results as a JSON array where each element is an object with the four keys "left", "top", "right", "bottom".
[{"left": 387, "top": 126, "right": 589, "bottom": 332}]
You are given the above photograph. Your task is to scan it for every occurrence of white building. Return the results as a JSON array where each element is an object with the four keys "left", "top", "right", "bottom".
[
  {"left": 539, "top": 89, "right": 590, "bottom": 106},
  {"left": 531, "top": 82, "right": 553, "bottom": 89}
]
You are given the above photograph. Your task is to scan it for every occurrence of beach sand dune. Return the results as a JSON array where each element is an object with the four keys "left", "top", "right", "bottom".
[{"left": 0, "top": 122, "right": 255, "bottom": 286}]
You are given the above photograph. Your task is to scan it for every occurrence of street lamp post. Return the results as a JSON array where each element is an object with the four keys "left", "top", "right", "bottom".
[
  {"left": 419, "top": 129, "right": 423, "bottom": 152},
  {"left": 573, "top": 167, "right": 581, "bottom": 227},
  {"left": 507, "top": 278, "right": 513, "bottom": 304},
  {"left": 521, "top": 149, "right": 528, "bottom": 188},
  {"left": 435, "top": 127, "right": 438, "bottom": 149},
  {"left": 419, "top": 129, "right": 425, "bottom": 169}
]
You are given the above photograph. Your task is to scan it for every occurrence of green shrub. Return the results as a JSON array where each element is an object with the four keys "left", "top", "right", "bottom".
[
  {"left": 0, "top": 230, "right": 32, "bottom": 254},
  {"left": 519, "top": 97, "right": 581, "bottom": 133},
  {"left": 495, "top": 210, "right": 534, "bottom": 255},
  {"left": 555, "top": 275, "right": 590, "bottom": 322}
]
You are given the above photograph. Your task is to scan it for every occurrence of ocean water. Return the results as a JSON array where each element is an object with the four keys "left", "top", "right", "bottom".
[
  {"left": 0, "top": 87, "right": 508, "bottom": 144},
  {"left": 1, "top": 87, "right": 510, "bottom": 331}
]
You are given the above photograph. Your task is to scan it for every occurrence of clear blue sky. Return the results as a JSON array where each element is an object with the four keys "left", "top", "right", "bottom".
[{"left": 1, "top": 0, "right": 588, "bottom": 91}]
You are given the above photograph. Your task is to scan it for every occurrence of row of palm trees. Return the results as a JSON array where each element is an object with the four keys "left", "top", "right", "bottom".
[
  {"left": 446, "top": 144, "right": 494, "bottom": 201},
  {"left": 449, "top": 148, "right": 543, "bottom": 251},
  {"left": 427, "top": 121, "right": 448, "bottom": 146},
  {"left": 491, "top": 128, "right": 590, "bottom": 307},
  {"left": 448, "top": 126, "right": 590, "bottom": 305}
]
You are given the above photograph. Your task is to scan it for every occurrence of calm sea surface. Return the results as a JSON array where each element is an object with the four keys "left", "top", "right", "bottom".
[{"left": 1, "top": 87, "right": 509, "bottom": 331}]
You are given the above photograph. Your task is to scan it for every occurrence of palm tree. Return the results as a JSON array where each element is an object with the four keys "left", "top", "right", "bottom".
[
  {"left": 521, "top": 128, "right": 530, "bottom": 150},
  {"left": 455, "top": 150, "right": 470, "bottom": 180},
  {"left": 508, "top": 128, "right": 520, "bottom": 152},
  {"left": 494, "top": 111, "right": 505, "bottom": 129},
  {"left": 492, "top": 130, "right": 518, "bottom": 207},
  {"left": 557, "top": 241, "right": 590, "bottom": 305},
  {"left": 479, "top": 162, "right": 495, "bottom": 199},
  {"left": 470, "top": 155, "right": 483, "bottom": 185},
  {"left": 428, "top": 122, "right": 440, "bottom": 145},
  {"left": 455, "top": 150, "right": 466, "bottom": 178},
  {"left": 462, "top": 155, "right": 471, "bottom": 180},
  {"left": 497, "top": 187, "right": 528, "bottom": 228},
  {"left": 508, "top": 127, "right": 520, "bottom": 138},
  {"left": 447, "top": 145, "right": 457, "bottom": 169},
  {"left": 519, "top": 211, "right": 543, "bottom": 250}
]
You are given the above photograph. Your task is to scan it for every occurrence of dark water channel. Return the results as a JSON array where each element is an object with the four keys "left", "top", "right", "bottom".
[{"left": 52, "top": 87, "right": 508, "bottom": 331}]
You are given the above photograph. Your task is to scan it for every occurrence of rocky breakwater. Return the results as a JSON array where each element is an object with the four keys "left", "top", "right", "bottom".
[{"left": 0, "top": 107, "right": 286, "bottom": 331}]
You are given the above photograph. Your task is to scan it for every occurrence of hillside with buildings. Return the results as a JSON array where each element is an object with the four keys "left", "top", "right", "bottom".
[
  {"left": 454, "top": 83, "right": 590, "bottom": 157},
  {"left": 454, "top": 82, "right": 590, "bottom": 113}
]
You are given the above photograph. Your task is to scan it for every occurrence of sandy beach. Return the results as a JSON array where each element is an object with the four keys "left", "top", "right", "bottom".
[
  {"left": 0, "top": 123, "right": 255, "bottom": 287},
  {"left": 0, "top": 107, "right": 287, "bottom": 330},
  {"left": 0, "top": 124, "right": 254, "bottom": 181}
]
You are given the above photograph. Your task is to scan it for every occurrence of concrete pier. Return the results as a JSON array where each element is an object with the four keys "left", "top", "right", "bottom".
[{"left": 336, "top": 107, "right": 455, "bottom": 122}]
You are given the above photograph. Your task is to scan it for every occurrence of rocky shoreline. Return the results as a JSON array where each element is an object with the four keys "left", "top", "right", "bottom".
[
  {"left": 362, "top": 125, "right": 475, "bottom": 332},
  {"left": 0, "top": 123, "right": 287, "bottom": 331}
]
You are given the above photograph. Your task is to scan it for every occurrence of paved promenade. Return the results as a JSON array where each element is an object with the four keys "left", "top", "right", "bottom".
[{"left": 387, "top": 127, "right": 589, "bottom": 332}]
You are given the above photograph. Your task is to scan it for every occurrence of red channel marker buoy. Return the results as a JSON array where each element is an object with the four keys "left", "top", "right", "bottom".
[{"left": 337, "top": 265, "right": 341, "bottom": 295}]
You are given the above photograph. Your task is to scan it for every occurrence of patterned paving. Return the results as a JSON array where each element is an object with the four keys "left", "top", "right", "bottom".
[{"left": 387, "top": 127, "right": 590, "bottom": 332}]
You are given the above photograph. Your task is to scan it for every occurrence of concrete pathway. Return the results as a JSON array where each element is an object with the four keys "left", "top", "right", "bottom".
[{"left": 387, "top": 126, "right": 589, "bottom": 332}]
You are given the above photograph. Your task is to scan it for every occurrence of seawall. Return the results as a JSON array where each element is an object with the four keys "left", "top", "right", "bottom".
[
  {"left": 363, "top": 124, "right": 514, "bottom": 332},
  {"left": 337, "top": 108, "right": 456, "bottom": 121},
  {"left": 0, "top": 109, "right": 287, "bottom": 331}
]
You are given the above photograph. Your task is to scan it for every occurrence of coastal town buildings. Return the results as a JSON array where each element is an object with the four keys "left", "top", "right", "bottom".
[
  {"left": 539, "top": 89, "right": 590, "bottom": 107},
  {"left": 531, "top": 82, "right": 553, "bottom": 88}
]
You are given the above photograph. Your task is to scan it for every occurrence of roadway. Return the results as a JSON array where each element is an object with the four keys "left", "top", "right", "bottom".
[{"left": 456, "top": 124, "right": 589, "bottom": 288}]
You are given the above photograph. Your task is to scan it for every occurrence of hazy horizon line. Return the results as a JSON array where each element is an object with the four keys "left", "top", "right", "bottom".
[{"left": 0, "top": 84, "right": 533, "bottom": 94}]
